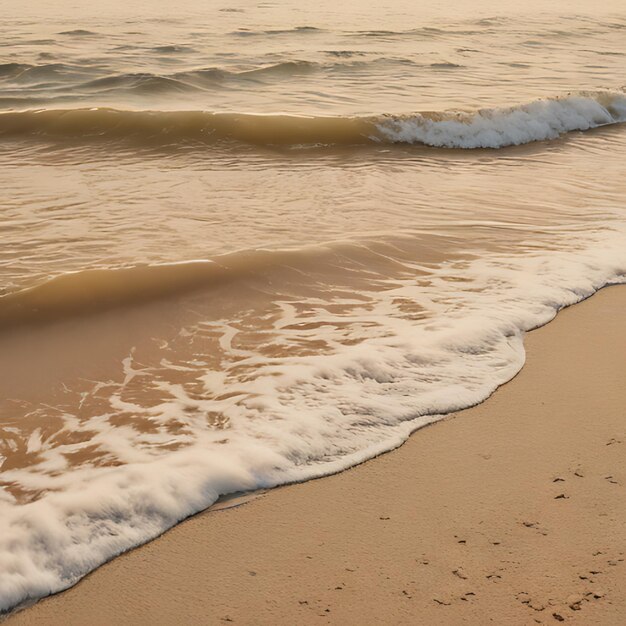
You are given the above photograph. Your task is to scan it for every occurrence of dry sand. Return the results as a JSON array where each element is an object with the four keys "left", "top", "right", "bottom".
[{"left": 8, "top": 286, "right": 626, "bottom": 625}]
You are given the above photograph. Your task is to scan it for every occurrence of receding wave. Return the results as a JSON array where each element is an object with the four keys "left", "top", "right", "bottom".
[
  {"left": 0, "top": 241, "right": 415, "bottom": 329},
  {"left": 0, "top": 246, "right": 331, "bottom": 328},
  {"left": 1, "top": 224, "right": 625, "bottom": 615},
  {"left": 0, "top": 261, "right": 223, "bottom": 328},
  {"left": 0, "top": 91, "right": 624, "bottom": 149}
]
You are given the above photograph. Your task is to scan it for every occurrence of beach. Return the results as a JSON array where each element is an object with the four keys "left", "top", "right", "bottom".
[
  {"left": 9, "top": 285, "right": 625, "bottom": 625},
  {"left": 2, "top": 0, "right": 626, "bottom": 617}
]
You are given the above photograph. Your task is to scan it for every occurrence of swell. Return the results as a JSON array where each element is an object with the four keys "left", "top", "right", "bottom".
[
  {"left": 230, "top": 25, "right": 323, "bottom": 36},
  {"left": 0, "top": 91, "right": 624, "bottom": 149},
  {"left": 2, "top": 63, "right": 99, "bottom": 84},
  {"left": 1, "top": 58, "right": 416, "bottom": 93},
  {"left": 76, "top": 61, "right": 321, "bottom": 92}
]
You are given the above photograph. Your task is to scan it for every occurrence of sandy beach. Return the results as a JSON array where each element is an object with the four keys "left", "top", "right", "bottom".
[
  {"left": 2, "top": 0, "right": 625, "bottom": 621},
  {"left": 7, "top": 285, "right": 625, "bottom": 625}
]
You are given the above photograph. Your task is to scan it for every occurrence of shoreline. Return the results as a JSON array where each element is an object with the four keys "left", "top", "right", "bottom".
[{"left": 8, "top": 285, "right": 626, "bottom": 625}]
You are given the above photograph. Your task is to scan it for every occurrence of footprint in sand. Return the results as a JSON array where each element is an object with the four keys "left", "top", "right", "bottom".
[
  {"left": 522, "top": 520, "right": 548, "bottom": 535},
  {"left": 452, "top": 567, "right": 468, "bottom": 580}
]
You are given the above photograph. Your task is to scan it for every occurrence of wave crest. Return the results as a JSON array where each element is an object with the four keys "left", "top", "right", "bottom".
[
  {"left": 377, "top": 91, "right": 626, "bottom": 148},
  {"left": 0, "top": 91, "right": 623, "bottom": 149}
]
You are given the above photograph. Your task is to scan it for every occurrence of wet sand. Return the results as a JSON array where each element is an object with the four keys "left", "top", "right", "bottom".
[{"left": 8, "top": 285, "right": 626, "bottom": 625}]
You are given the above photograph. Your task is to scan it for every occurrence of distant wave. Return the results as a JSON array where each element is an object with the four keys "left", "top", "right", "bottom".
[
  {"left": 429, "top": 61, "right": 464, "bottom": 68},
  {"left": 79, "top": 72, "right": 205, "bottom": 94},
  {"left": 230, "top": 25, "right": 323, "bottom": 36},
  {"left": 175, "top": 57, "right": 417, "bottom": 81},
  {"left": 350, "top": 26, "right": 485, "bottom": 38},
  {"left": 2, "top": 62, "right": 98, "bottom": 84},
  {"left": 0, "top": 62, "right": 31, "bottom": 78},
  {"left": 152, "top": 44, "right": 196, "bottom": 54},
  {"left": 0, "top": 92, "right": 624, "bottom": 149},
  {"left": 170, "top": 60, "right": 321, "bottom": 85},
  {"left": 57, "top": 29, "right": 100, "bottom": 36},
  {"left": 0, "top": 58, "right": 416, "bottom": 93}
]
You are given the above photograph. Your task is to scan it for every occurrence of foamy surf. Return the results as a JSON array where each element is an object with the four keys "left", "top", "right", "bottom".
[
  {"left": 1, "top": 223, "right": 625, "bottom": 615},
  {"left": 0, "top": 91, "right": 624, "bottom": 149},
  {"left": 376, "top": 91, "right": 626, "bottom": 148}
]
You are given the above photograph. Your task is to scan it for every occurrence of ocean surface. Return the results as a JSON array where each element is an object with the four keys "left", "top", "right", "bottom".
[{"left": 1, "top": 0, "right": 625, "bottom": 613}]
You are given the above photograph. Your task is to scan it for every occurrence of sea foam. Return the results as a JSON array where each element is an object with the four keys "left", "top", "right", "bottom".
[
  {"left": 376, "top": 92, "right": 626, "bottom": 148},
  {"left": 1, "top": 222, "right": 625, "bottom": 614}
]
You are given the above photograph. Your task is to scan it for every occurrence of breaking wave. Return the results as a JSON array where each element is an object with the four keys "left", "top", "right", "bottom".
[{"left": 0, "top": 91, "right": 624, "bottom": 149}]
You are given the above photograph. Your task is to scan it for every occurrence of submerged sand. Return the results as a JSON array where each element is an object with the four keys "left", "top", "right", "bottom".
[{"left": 8, "top": 286, "right": 626, "bottom": 625}]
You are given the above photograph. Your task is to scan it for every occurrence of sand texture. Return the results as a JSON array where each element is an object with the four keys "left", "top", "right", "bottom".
[{"left": 8, "top": 286, "right": 626, "bottom": 625}]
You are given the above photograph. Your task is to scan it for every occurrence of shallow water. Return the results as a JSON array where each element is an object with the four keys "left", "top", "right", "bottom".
[{"left": 1, "top": 0, "right": 625, "bottom": 613}]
